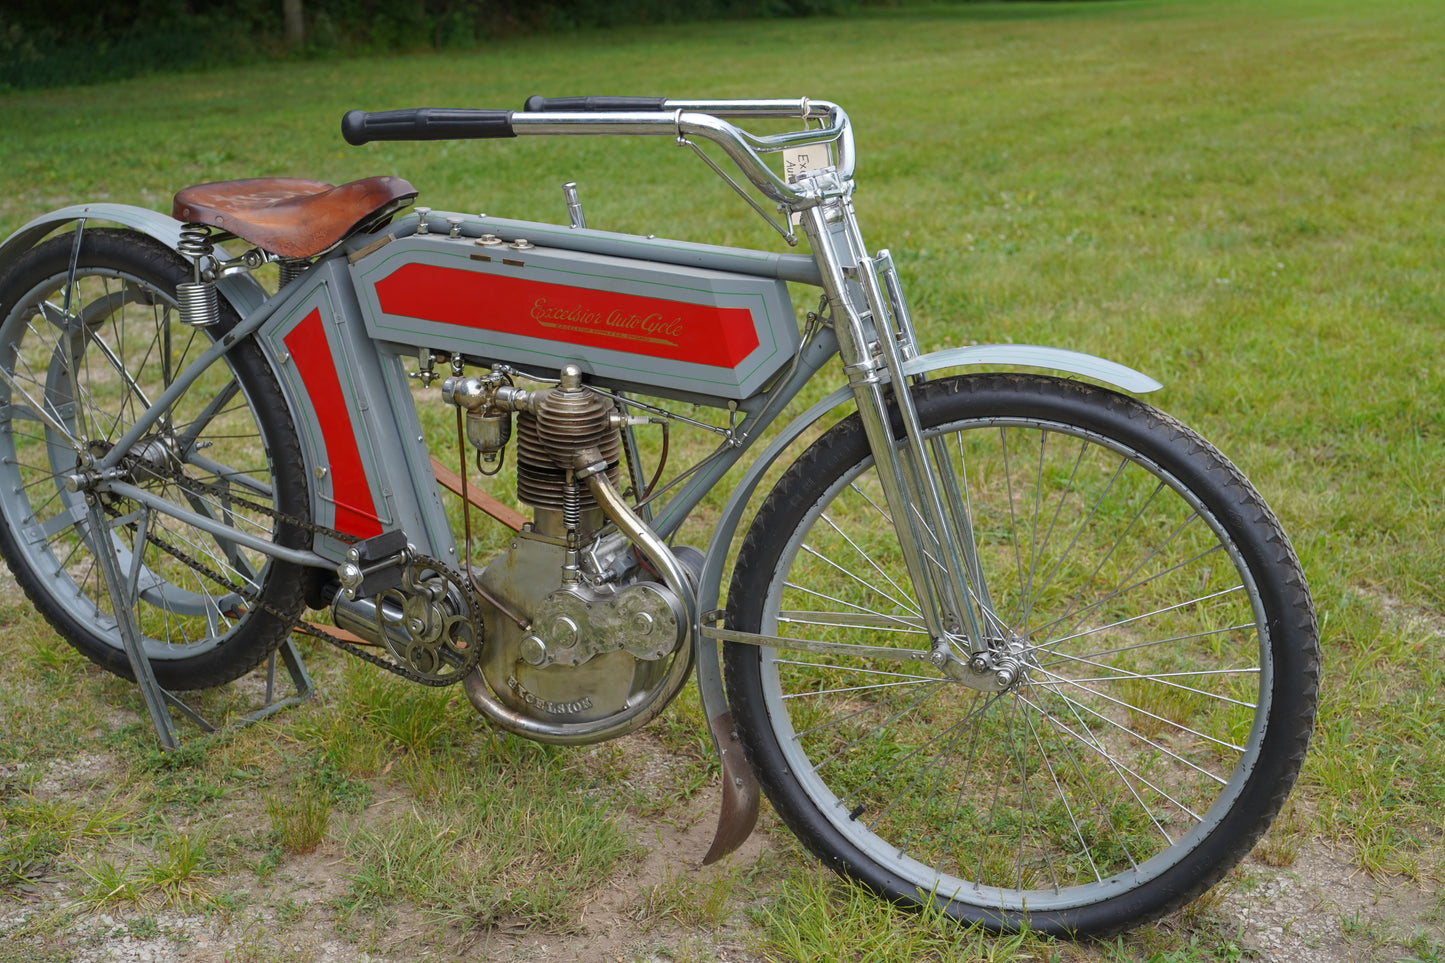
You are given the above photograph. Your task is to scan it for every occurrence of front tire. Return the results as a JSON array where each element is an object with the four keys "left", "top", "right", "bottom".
[{"left": 724, "top": 374, "right": 1319, "bottom": 935}]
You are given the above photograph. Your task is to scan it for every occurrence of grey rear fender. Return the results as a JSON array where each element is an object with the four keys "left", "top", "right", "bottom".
[{"left": 0, "top": 203, "right": 268, "bottom": 316}]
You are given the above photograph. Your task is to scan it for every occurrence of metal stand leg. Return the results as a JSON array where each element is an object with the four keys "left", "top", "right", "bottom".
[
  {"left": 240, "top": 639, "right": 314, "bottom": 726},
  {"left": 87, "top": 502, "right": 181, "bottom": 749},
  {"left": 84, "top": 500, "right": 314, "bottom": 751}
]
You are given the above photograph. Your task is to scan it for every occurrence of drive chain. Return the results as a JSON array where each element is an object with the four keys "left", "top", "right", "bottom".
[{"left": 110, "top": 461, "right": 482, "bottom": 687}]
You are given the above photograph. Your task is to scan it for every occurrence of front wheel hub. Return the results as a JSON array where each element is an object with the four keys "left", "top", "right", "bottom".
[
  {"left": 992, "top": 657, "right": 1024, "bottom": 690},
  {"left": 945, "top": 636, "right": 1034, "bottom": 693}
]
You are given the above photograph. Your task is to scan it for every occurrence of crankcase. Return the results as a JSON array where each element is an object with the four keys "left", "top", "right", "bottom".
[{"left": 473, "top": 532, "right": 684, "bottom": 729}]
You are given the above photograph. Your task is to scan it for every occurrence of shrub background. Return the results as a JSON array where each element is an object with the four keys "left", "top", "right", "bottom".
[{"left": 1, "top": 0, "right": 863, "bottom": 90}]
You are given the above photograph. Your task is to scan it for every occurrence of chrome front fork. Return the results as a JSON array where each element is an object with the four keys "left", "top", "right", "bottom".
[{"left": 799, "top": 182, "right": 995, "bottom": 672}]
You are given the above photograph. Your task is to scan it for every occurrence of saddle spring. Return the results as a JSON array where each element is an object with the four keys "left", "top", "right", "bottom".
[
  {"left": 176, "top": 223, "right": 220, "bottom": 328},
  {"left": 278, "top": 259, "right": 311, "bottom": 289}
]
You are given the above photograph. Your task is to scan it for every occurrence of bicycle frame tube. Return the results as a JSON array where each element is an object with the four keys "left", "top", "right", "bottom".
[
  {"left": 644, "top": 322, "right": 839, "bottom": 540},
  {"left": 90, "top": 279, "right": 293, "bottom": 475}
]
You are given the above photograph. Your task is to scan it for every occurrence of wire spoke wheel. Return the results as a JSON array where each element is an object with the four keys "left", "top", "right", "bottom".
[
  {"left": 724, "top": 374, "right": 1318, "bottom": 935},
  {"left": 0, "top": 230, "right": 309, "bottom": 689}
]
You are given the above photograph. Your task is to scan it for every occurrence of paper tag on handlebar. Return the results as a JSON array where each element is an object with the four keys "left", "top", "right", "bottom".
[{"left": 783, "top": 145, "right": 829, "bottom": 228}]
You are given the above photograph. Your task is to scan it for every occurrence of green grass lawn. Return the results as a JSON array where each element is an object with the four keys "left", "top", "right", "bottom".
[{"left": 1, "top": 1, "right": 1443, "bottom": 960}]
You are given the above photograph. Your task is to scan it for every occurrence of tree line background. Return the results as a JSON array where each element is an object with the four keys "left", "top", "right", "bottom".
[{"left": 0, "top": 0, "right": 871, "bottom": 91}]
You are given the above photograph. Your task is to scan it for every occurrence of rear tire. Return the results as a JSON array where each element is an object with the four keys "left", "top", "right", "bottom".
[
  {"left": 724, "top": 374, "right": 1319, "bottom": 935},
  {"left": 0, "top": 229, "right": 310, "bottom": 690}
]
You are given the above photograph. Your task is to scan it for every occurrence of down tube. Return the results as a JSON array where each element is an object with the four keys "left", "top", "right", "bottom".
[{"left": 646, "top": 324, "right": 838, "bottom": 541}]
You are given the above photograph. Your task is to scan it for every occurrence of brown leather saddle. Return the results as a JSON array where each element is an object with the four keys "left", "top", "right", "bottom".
[{"left": 173, "top": 175, "right": 417, "bottom": 260}]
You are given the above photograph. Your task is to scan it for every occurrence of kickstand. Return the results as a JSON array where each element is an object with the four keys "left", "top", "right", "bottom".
[
  {"left": 86, "top": 501, "right": 314, "bottom": 751},
  {"left": 155, "top": 639, "right": 315, "bottom": 747}
]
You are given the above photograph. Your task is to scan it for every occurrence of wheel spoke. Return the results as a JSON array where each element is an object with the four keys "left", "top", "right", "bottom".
[
  {"left": 725, "top": 374, "right": 1317, "bottom": 934},
  {"left": 0, "top": 365, "right": 83, "bottom": 448},
  {"left": 818, "top": 507, "right": 918, "bottom": 611},
  {"left": 1024, "top": 682, "right": 1162, "bottom": 865},
  {"left": 798, "top": 535, "right": 921, "bottom": 618},
  {"left": 1028, "top": 664, "right": 1242, "bottom": 761}
]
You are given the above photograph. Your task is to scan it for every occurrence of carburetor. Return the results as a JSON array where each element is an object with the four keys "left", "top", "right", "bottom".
[{"left": 442, "top": 363, "right": 620, "bottom": 538}]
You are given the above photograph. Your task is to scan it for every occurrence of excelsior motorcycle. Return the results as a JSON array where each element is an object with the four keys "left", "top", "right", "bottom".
[{"left": 0, "top": 96, "right": 1319, "bottom": 935}]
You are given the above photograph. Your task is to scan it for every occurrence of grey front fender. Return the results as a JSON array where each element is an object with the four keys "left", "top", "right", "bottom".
[
  {"left": 691, "top": 341, "right": 1159, "bottom": 861},
  {"left": 901, "top": 343, "right": 1161, "bottom": 393},
  {"left": 0, "top": 203, "right": 268, "bottom": 315}
]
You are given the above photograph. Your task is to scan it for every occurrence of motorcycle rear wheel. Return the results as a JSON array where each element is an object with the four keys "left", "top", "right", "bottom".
[{"left": 0, "top": 229, "right": 310, "bottom": 690}]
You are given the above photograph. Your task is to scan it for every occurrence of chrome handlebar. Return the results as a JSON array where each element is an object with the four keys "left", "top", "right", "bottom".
[{"left": 341, "top": 97, "right": 854, "bottom": 207}]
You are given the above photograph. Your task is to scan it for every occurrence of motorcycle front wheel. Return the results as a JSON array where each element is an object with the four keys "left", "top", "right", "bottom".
[{"left": 724, "top": 373, "right": 1319, "bottom": 936}]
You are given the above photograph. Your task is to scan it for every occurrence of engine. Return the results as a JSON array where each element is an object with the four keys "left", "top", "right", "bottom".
[{"left": 442, "top": 365, "right": 696, "bottom": 744}]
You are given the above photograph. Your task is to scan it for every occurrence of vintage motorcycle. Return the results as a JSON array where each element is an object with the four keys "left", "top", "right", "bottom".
[{"left": 0, "top": 96, "right": 1319, "bottom": 935}]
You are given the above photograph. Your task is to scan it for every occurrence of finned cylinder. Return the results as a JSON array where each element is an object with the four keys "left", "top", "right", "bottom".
[{"left": 515, "top": 380, "right": 619, "bottom": 515}]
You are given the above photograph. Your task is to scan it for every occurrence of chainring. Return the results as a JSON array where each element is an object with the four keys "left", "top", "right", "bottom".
[{"left": 372, "top": 558, "right": 482, "bottom": 685}]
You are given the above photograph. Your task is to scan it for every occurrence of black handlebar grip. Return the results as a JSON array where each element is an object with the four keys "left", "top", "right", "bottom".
[
  {"left": 522, "top": 95, "right": 668, "bottom": 113},
  {"left": 341, "top": 108, "right": 515, "bottom": 145}
]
